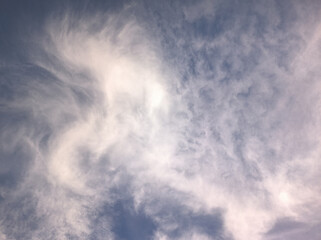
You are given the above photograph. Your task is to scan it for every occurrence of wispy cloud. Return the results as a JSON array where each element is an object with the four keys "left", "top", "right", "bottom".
[{"left": 1, "top": 1, "right": 321, "bottom": 240}]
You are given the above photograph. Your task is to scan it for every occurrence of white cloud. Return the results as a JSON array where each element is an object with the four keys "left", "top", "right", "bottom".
[{"left": 2, "top": 1, "right": 321, "bottom": 240}]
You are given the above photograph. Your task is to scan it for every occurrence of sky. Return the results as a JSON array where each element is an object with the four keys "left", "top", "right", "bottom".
[{"left": 1, "top": 0, "right": 321, "bottom": 240}]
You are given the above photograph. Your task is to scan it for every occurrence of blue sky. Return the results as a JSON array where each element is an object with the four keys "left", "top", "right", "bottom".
[{"left": 1, "top": 0, "right": 321, "bottom": 239}]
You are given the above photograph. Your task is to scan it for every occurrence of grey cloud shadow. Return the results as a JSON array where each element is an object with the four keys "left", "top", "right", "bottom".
[{"left": 265, "top": 217, "right": 321, "bottom": 240}]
